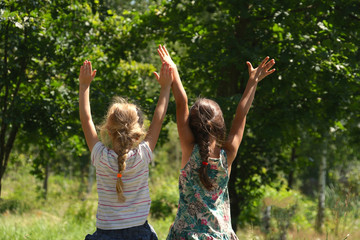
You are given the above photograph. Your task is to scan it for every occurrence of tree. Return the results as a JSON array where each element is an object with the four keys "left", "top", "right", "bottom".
[
  {"left": 0, "top": 0, "right": 161, "bottom": 197},
  {"left": 0, "top": 0, "right": 58, "bottom": 197},
  {"left": 127, "top": 0, "right": 360, "bottom": 229}
]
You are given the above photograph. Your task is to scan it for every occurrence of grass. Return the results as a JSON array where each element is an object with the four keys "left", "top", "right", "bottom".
[
  {"left": 1, "top": 161, "right": 359, "bottom": 240},
  {"left": 0, "top": 161, "right": 177, "bottom": 240},
  {"left": 0, "top": 210, "right": 95, "bottom": 240}
]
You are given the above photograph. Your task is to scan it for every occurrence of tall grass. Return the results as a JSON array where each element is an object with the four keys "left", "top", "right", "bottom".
[
  {"left": 1, "top": 152, "right": 359, "bottom": 239},
  {"left": 0, "top": 162, "right": 97, "bottom": 240},
  {"left": 0, "top": 149, "right": 179, "bottom": 240}
]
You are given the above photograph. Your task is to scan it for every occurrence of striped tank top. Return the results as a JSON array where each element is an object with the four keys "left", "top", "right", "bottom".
[{"left": 91, "top": 141, "right": 153, "bottom": 229}]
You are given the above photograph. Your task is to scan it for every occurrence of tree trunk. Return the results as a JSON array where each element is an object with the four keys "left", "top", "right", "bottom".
[
  {"left": 279, "top": 206, "right": 296, "bottom": 240},
  {"left": 43, "top": 162, "right": 49, "bottom": 200},
  {"left": 315, "top": 142, "right": 327, "bottom": 233},
  {"left": 262, "top": 205, "right": 271, "bottom": 234},
  {"left": 0, "top": 125, "right": 19, "bottom": 198},
  {"left": 0, "top": 10, "right": 11, "bottom": 199},
  {"left": 0, "top": 8, "right": 25, "bottom": 197},
  {"left": 221, "top": 13, "right": 252, "bottom": 232}
]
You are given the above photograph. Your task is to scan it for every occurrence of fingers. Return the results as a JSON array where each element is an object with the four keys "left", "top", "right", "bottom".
[
  {"left": 160, "top": 62, "right": 165, "bottom": 77},
  {"left": 265, "top": 68, "right": 276, "bottom": 76},
  {"left": 264, "top": 59, "right": 275, "bottom": 70},
  {"left": 157, "top": 44, "right": 166, "bottom": 60},
  {"left": 83, "top": 60, "right": 91, "bottom": 75},
  {"left": 158, "top": 44, "right": 168, "bottom": 56},
  {"left": 158, "top": 63, "right": 171, "bottom": 78},
  {"left": 260, "top": 57, "right": 275, "bottom": 79},
  {"left": 157, "top": 44, "right": 170, "bottom": 63},
  {"left": 84, "top": 60, "right": 88, "bottom": 73},
  {"left": 260, "top": 56, "right": 270, "bottom": 68},
  {"left": 153, "top": 71, "right": 160, "bottom": 81},
  {"left": 246, "top": 61, "right": 253, "bottom": 70},
  {"left": 162, "top": 45, "right": 169, "bottom": 56},
  {"left": 88, "top": 61, "right": 92, "bottom": 74},
  {"left": 157, "top": 48, "right": 164, "bottom": 60},
  {"left": 263, "top": 59, "right": 275, "bottom": 76},
  {"left": 246, "top": 61, "right": 253, "bottom": 75},
  {"left": 80, "top": 60, "right": 96, "bottom": 81}
]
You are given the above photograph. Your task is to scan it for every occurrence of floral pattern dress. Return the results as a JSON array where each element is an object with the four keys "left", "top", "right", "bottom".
[{"left": 167, "top": 145, "right": 239, "bottom": 240}]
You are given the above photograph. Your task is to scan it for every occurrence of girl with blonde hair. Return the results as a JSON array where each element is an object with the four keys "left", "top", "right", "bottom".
[{"left": 79, "top": 58, "right": 173, "bottom": 240}]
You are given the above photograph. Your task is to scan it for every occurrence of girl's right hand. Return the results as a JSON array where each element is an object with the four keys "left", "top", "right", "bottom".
[
  {"left": 79, "top": 60, "right": 96, "bottom": 86},
  {"left": 153, "top": 63, "right": 173, "bottom": 88},
  {"left": 247, "top": 56, "right": 275, "bottom": 82}
]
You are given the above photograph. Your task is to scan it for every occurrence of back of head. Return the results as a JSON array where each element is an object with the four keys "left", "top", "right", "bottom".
[
  {"left": 189, "top": 98, "right": 226, "bottom": 190},
  {"left": 98, "top": 97, "right": 146, "bottom": 202}
]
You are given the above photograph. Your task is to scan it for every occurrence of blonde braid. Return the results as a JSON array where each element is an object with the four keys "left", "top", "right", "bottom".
[
  {"left": 113, "top": 132, "right": 133, "bottom": 202},
  {"left": 98, "top": 97, "right": 146, "bottom": 202}
]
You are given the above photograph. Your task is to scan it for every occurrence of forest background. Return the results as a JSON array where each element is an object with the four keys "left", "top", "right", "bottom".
[{"left": 0, "top": 0, "right": 359, "bottom": 239}]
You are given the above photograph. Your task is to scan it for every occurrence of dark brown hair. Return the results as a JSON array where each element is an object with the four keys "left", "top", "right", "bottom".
[{"left": 189, "top": 98, "right": 226, "bottom": 190}]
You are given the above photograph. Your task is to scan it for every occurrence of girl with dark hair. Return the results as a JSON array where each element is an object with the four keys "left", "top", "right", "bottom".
[
  {"left": 156, "top": 45, "right": 275, "bottom": 239},
  {"left": 79, "top": 59, "right": 173, "bottom": 240}
]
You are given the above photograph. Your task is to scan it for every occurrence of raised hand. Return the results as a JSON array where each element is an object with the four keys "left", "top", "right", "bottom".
[
  {"left": 247, "top": 57, "right": 275, "bottom": 82},
  {"left": 153, "top": 63, "right": 173, "bottom": 88},
  {"left": 79, "top": 60, "right": 97, "bottom": 86},
  {"left": 157, "top": 45, "right": 176, "bottom": 68}
]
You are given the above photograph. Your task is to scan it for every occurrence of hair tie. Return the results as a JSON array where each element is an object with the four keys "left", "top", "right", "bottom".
[
  {"left": 117, "top": 173, "right": 122, "bottom": 178},
  {"left": 202, "top": 161, "right": 209, "bottom": 166}
]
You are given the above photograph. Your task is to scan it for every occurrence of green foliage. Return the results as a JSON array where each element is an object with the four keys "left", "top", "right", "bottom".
[
  {"left": 0, "top": 0, "right": 165, "bottom": 195},
  {"left": 134, "top": 0, "right": 360, "bottom": 228},
  {"left": 1, "top": 0, "right": 359, "bottom": 231}
]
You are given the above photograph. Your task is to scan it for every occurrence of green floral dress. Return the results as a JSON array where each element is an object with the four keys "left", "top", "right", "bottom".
[{"left": 167, "top": 145, "right": 238, "bottom": 240}]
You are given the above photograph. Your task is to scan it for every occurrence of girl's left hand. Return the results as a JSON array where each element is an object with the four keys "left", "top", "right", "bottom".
[{"left": 79, "top": 60, "right": 97, "bottom": 85}]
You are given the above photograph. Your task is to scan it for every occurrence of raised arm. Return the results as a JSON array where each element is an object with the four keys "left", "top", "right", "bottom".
[
  {"left": 79, "top": 60, "right": 99, "bottom": 152},
  {"left": 224, "top": 57, "right": 275, "bottom": 168},
  {"left": 157, "top": 45, "right": 195, "bottom": 163},
  {"left": 145, "top": 62, "right": 172, "bottom": 151}
]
